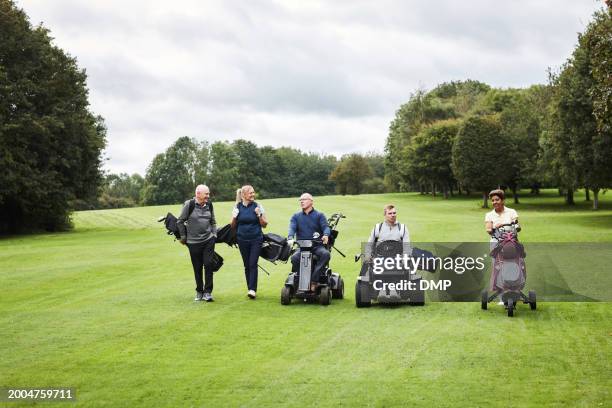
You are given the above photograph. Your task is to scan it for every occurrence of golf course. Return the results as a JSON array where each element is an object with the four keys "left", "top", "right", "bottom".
[{"left": 1, "top": 190, "right": 610, "bottom": 407}]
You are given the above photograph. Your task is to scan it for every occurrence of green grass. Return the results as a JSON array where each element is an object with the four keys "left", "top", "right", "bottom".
[{"left": 1, "top": 190, "right": 611, "bottom": 407}]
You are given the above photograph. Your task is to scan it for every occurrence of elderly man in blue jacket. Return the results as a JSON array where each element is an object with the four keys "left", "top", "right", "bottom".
[{"left": 288, "top": 193, "right": 331, "bottom": 292}]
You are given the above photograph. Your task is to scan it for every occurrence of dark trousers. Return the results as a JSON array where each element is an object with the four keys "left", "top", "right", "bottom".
[
  {"left": 238, "top": 237, "right": 262, "bottom": 291},
  {"left": 291, "top": 245, "right": 330, "bottom": 282},
  {"left": 187, "top": 238, "right": 215, "bottom": 293}
]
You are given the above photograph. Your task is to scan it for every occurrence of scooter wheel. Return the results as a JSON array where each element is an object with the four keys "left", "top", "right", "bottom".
[
  {"left": 332, "top": 277, "right": 344, "bottom": 299},
  {"left": 481, "top": 289, "right": 488, "bottom": 310},
  {"left": 507, "top": 298, "right": 514, "bottom": 317},
  {"left": 319, "top": 286, "right": 331, "bottom": 306},
  {"left": 529, "top": 291, "right": 536, "bottom": 310},
  {"left": 281, "top": 285, "right": 292, "bottom": 305},
  {"left": 355, "top": 280, "right": 371, "bottom": 308}
]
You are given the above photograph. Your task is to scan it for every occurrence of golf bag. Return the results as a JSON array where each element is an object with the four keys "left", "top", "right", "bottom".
[
  {"left": 489, "top": 230, "right": 526, "bottom": 292},
  {"left": 260, "top": 233, "right": 291, "bottom": 263},
  {"left": 162, "top": 212, "right": 182, "bottom": 240},
  {"left": 216, "top": 223, "right": 237, "bottom": 247}
]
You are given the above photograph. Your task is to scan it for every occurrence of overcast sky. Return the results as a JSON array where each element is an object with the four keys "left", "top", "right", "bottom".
[{"left": 17, "top": 0, "right": 604, "bottom": 175}]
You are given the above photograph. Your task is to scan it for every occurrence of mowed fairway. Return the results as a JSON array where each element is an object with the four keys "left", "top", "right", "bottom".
[{"left": 1, "top": 191, "right": 611, "bottom": 407}]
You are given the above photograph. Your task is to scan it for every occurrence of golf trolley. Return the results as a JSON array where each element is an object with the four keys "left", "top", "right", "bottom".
[
  {"left": 481, "top": 221, "right": 536, "bottom": 317},
  {"left": 280, "top": 213, "right": 346, "bottom": 306},
  {"left": 355, "top": 240, "right": 426, "bottom": 307}
]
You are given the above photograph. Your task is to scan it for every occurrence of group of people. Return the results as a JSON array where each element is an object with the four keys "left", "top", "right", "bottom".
[
  {"left": 176, "top": 185, "right": 334, "bottom": 302},
  {"left": 177, "top": 184, "right": 519, "bottom": 302}
]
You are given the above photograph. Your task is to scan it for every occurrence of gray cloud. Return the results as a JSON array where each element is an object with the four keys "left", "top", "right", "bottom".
[{"left": 16, "top": 0, "right": 603, "bottom": 175}]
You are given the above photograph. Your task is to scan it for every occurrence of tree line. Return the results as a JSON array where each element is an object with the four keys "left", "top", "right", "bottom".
[
  {"left": 141, "top": 137, "right": 339, "bottom": 204},
  {"left": 384, "top": 7, "right": 612, "bottom": 209},
  {"left": 96, "top": 137, "right": 387, "bottom": 208}
]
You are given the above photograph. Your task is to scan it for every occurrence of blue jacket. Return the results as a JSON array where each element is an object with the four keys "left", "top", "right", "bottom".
[{"left": 288, "top": 208, "right": 330, "bottom": 243}]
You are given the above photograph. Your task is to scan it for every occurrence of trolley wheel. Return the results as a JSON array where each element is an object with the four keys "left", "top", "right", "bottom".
[
  {"left": 280, "top": 285, "right": 292, "bottom": 305},
  {"left": 507, "top": 298, "right": 514, "bottom": 317},
  {"left": 481, "top": 289, "right": 488, "bottom": 310},
  {"left": 529, "top": 290, "right": 536, "bottom": 310}
]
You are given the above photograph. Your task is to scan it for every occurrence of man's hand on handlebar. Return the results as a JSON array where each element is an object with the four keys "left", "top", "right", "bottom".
[{"left": 322, "top": 235, "right": 329, "bottom": 245}]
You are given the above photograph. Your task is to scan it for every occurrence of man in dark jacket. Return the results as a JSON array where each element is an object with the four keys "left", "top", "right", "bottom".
[{"left": 178, "top": 184, "right": 217, "bottom": 301}]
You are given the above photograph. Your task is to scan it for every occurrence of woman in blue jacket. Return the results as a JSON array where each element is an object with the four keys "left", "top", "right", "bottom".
[{"left": 232, "top": 185, "right": 268, "bottom": 299}]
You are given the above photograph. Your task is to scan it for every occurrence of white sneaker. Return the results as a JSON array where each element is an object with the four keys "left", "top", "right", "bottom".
[{"left": 248, "top": 290, "right": 256, "bottom": 299}]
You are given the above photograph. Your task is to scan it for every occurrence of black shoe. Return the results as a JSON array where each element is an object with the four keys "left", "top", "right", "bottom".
[
  {"left": 194, "top": 291, "right": 204, "bottom": 301},
  {"left": 203, "top": 292, "right": 214, "bottom": 302}
]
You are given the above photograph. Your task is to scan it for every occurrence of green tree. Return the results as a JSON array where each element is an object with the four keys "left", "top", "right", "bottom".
[
  {"left": 269, "top": 147, "right": 302, "bottom": 197},
  {"left": 329, "top": 154, "right": 373, "bottom": 195},
  {"left": 429, "top": 80, "right": 491, "bottom": 116},
  {"left": 98, "top": 173, "right": 144, "bottom": 208},
  {"left": 271, "top": 148, "right": 336, "bottom": 198},
  {"left": 385, "top": 81, "right": 490, "bottom": 192},
  {"left": 208, "top": 141, "right": 239, "bottom": 201},
  {"left": 194, "top": 141, "right": 210, "bottom": 189},
  {"left": 302, "top": 153, "right": 337, "bottom": 196},
  {"left": 525, "top": 84, "right": 556, "bottom": 194},
  {"left": 547, "top": 7, "right": 612, "bottom": 208},
  {"left": 141, "top": 137, "right": 207, "bottom": 204},
  {"left": 0, "top": 1, "right": 106, "bottom": 232},
  {"left": 456, "top": 86, "right": 548, "bottom": 202},
  {"left": 590, "top": 6, "right": 612, "bottom": 137},
  {"left": 384, "top": 90, "right": 429, "bottom": 191},
  {"left": 404, "top": 119, "right": 460, "bottom": 198},
  {"left": 452, "top": 115, "right": 513, "bottom": 208},
  {"left": 471, "top": 88, "right": 523, "bottom": 115},
  {"left": 362, "top": 152, "right": 386, "bottom": 194},
  {"left": 498, "top": 90, "right": 542, "bottom": 203},
  {"left": 365, "top": 152, "right": 385, "bottom": 179},
  {"left": 232, "top": 139, "right": 263, "bottom": 187},
  {"left": 257, "top": 146, "right": 285, "bottom": 198},
  {"left": 581, "top": 7, "right": 612, "bottom": 209}
]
